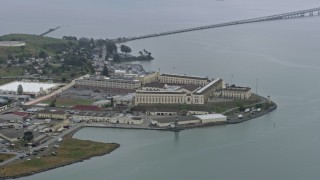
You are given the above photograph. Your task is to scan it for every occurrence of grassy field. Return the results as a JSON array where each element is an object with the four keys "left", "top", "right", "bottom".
[
  {"left": 0, "top": 34, "right": 71, "bottom": 59},
  {"left": 0, "top": 154, "right": 15, "bottom": 163},
  {"left": 0, "top": 67, "right": 24, "bottom": 77},
  {"left": 42, "top": 97, "right": 95, "bottom": 107},
  {"left": 0, "top": 136, "right": 119, "bottom": 178},
  {"left": 0, "top": 79, "right": 15, "bottom": 86}
]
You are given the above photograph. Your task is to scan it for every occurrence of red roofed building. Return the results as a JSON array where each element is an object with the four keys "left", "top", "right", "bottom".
[
  {"left": 3, "top": 111, "right": 29, "bottom": 119},
  {"left": 72, "top": 105, "right": 102, "bottom": 111},
  {"left": 11, "top": 112, "right": 29, "bottom": 118},
  {"left": 0, "top": 111, "right": 29, "bottom": 122}
]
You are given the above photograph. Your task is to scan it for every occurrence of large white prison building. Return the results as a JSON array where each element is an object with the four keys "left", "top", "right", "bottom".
[
  {"left": 75, "top": 75, "right": 141, "bottom": 90},
  {"left": 134, "top": 78, "right": 223, "bottom": 106}
]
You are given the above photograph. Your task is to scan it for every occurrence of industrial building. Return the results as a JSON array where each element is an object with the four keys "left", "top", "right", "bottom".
[
  {"left": 221, "top": 86, "right": 252, "bottom": 99},
  {"left": 0, "top": 112, "right": 29, "bottom": 123},
  {"left": 113, "top": 93, "right": 135, "bottom": 107},
  {"left": 72, "top": 112, "right": 112, "bottom": 122},
  {"left": 152, "top": 114, "right": 227, "bottom": 127},
  {"left": 110, "top": 114, "right": 145, "bottom": 125},
  {"left": 37, "top": 110, "right": 66, "bottom": 120},
  {"left": 0, "top": 81, "right": 59, "bottom": 98}
]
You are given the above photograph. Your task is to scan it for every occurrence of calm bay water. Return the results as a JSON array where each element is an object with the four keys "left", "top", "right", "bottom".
[{"left": 2, "top": 0, "right": 320, "bottom": 179}]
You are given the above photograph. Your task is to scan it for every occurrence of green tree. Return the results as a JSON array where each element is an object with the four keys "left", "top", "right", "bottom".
[
  {"left": 63, "top": 36, "right": 77, "bottom": 41},
  {"left": 70, "top": 72, "right": 76, "bottom": 78},
  {"left": 113, "top": 54, "right": 120, "bottom": 63},
  {"left": 7, "top": 54, "right": 14, "bottom": 60},
  {"left": 17, "top": 84, "right": 23, "bottom": 95},
  {"left": 255, "top": 104, "right": 262, "bottom": 109},
  {"left": 78, "top": 37, "right": 91, "bottom": 47},
  {"left": 106, "top": 41, "right": 117, "bottom": 54},
  {"left": 61, "top": 77, "right": 67, "bottom": 82},
  {"left": 120, "top": 45, "right": 132, "bottom": 54},
  {"left": 39, "top": 51, "right": 48, "bottom": 59},
  {"left": 18, "top": 58, "right": 25, "bottom": 64},
  {"left": 23, "top": 131, "right": 34, "bottom": 142},
  {"left": 110, "top": 97, "right": 114, "bottom": 107},
  {"left": 49, "top": 100, "right": 56, "bottom": 107},
  {"left": 96, "top": 39, "right": 106, "bottom": 47},
  {"left": 102, "top": 64, "right": 109, "bottom": 77},
  {"left": 0, "top": 57, "right": 5, "bottom": 64}
]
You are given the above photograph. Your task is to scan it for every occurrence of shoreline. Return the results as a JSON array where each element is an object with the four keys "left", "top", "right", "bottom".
[
  {"left": 0, "top": 130, "right": 120, "bottom": 179},
  {"left": 0, "top": 102, "right": 277, "bottom": 179},
  {"left": 2, "top": 144, "right": 120, "bottom": 179},
  {"left": 227, "top": 105, "right": 277, "bottom": 124},
  {"left": 82, "top": 103, "right": 278, "bottom": 131}
]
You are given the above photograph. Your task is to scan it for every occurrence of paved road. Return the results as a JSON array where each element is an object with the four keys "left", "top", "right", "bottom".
[
  {"left": 0, "top": 106, "right": 19, "bottom": 114},
  {"left": 32, "top": 122, "right": 85, "bottom": 151},
  {"left": 24, "top": 80, "right": 75, "bottom": 106},
  {"left": 0, "top": 152, "right": 23, "bottom": 167},
  {"left": 0, "top": 122, "right": 85, "bottom": 167},
  {"left": 222, "top": 95, "right": 268, "bottom": 115}
]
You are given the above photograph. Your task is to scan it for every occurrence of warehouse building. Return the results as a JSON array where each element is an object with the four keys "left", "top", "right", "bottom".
[
  {"left": 194, "top": 114, "right": 227, "bottom": 124},
  {"left": 152, "top": 114, "right": 227, "bottom": 127},
  {"left": 152, "top": 116, "right": 201, "bottom": 127},
  {"left": 72, "top": 112, "right": 112, "bottom": 122},
  {"left": 0, "top": 81, "right": 59, "bottom": 98},
  {"left": 37, "top": 110, "right": 66, "bottom": 120},
  {"left": 110, "top": 114, "right": 145, "bottom": 124}
]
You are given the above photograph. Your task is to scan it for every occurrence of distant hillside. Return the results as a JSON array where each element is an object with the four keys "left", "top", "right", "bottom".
[{"left": 0, "top": 34, "right": 73, "bottom": 59}]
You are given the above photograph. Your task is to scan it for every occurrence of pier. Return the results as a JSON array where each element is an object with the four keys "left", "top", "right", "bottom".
[
  {"left": 40, "top": 26, "right": 61, "bottom": 36},
  {"left": 114, "top": 7, "right": 320, "bottom": 43}
]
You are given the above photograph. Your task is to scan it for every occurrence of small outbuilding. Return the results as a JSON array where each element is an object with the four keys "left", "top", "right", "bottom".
[
  {"left": 152, "top": 116, "right": 201, "bottom": 127},
  {"left": 194, "top": 114, "right": 227, "bottom": 124}
]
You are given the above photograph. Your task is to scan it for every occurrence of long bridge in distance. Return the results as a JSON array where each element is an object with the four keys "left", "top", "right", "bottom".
[{"left": 114, "top": 7, "right": 320, "bottom": 43}]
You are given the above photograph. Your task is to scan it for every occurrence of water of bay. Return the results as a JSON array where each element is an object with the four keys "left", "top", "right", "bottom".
[{"left": 2, "top": 0, "right": 320, "bottom": 179}]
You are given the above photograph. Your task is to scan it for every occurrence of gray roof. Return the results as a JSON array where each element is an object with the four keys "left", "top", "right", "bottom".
[
  {"left": 179, "top": 84, "right": 201, "bottom": 92},
  {"left": 136, "top": 91, "right": 186, "bottom": 95},
  {"left": 154, "top": 116, "right": 200, "bottom": 123},
  {"left": 37, "top": 110, "right": 65, "bottom": 115},
  {"left": 161, "top": 73, "right": 209, "bottom": 81},
  {"left": 74, "top": 111, "right": 111, "bottom": 117},
  {"left": 144, "top": 82, "right": 166, "bottom": 88},
  {"left": 224, "top": 86, "right": 251, "bottom": 92},
  {"left": 195, "top": 79, "right": 222, "bottom": 95}
]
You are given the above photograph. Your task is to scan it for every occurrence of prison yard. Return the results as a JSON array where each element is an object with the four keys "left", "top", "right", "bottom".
[{"left": 42, "top": 97, "right": 95, "bottom": 108}]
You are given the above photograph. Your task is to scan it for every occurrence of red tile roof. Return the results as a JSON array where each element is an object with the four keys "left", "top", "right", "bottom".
[{"left": 11, "top": 112, "right": 29, "bottom": 117}]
